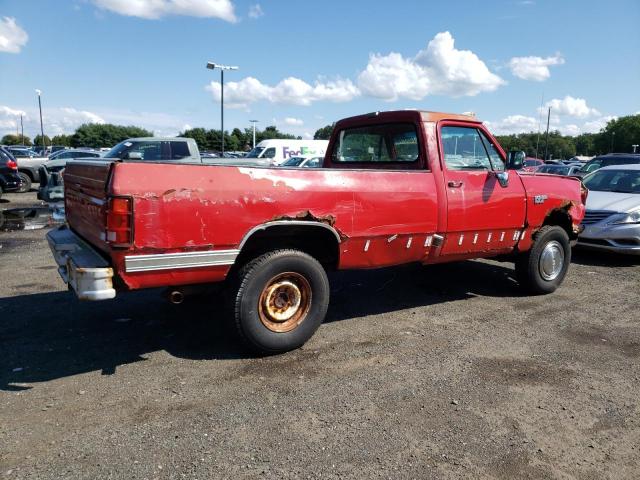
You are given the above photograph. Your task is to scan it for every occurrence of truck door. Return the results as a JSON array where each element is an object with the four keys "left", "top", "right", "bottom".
[{"left": 438, "top": 123, "right": 526, "bottom": 255}]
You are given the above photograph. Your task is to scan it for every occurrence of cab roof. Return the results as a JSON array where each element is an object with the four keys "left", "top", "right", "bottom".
[{"left": 335, "top": 109, "right": 481, "bottom": 127}]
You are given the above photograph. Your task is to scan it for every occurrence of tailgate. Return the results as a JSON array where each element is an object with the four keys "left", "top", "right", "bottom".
[{"left": 64, "top": 160, "right": 113, "bottom": 252}]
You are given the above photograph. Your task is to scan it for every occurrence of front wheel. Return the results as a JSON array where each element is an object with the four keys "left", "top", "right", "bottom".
[
  {"left": 515, "top": 225, "right": 571, "bottom": 294},
  {"left": 231, "top": 249, "right": 330, "bottom": 354}
]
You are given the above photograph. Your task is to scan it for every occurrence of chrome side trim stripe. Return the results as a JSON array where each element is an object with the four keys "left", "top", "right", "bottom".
[{"left": 125, "top": 249, "right": 240, "bottom": 273}]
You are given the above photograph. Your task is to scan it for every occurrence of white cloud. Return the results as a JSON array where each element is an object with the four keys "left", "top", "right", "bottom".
[
  {"left": 205, "top": 76, "right": 359, "bottom": 108},
  {"left": 248, "top": 4, "right": 263, "bottom": 18},
  {"left": 283, "top": 117, "right": 303, "bottom": 126},
  {"left": 92, "top": 0, "right": 237, "bottom": 22},
  {"left": 540, "top": 96, "right": 600, "bottom": 118},
  {"left": 484, "top": 115, "right": 539, "bottom": 135},
  {"left": 358, "top": 31, "right": 505, "bottom": 100},
  {"left": 582, "top": 115, "right": 616, "bottom": 134},
  {"left": 0, "top": 17, "right": 28, "bottom": 53},
  {"left": 508, "top": 53, "right": 564, "bottom": 81}
]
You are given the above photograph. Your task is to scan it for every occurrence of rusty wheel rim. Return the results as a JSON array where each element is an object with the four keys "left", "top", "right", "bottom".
[{"left": 258, "top": 272, "right": 312, "bottom": 333}]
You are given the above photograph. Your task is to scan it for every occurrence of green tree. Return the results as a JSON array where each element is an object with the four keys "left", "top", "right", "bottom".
[
  {"left": 574, "top": 133, "right": 596, "bottom": 156},
  {"left": 51, "top": 134, "right": 73, "bottom": 147},
  {"left": 33, "top": 134, "right": 52, "bottom": 147},
  {"left": 71, "top": 124, "right": 153, "bottom": 148},
  {"left": 314, "top": 124, "right": 334, "bottom": 140},
  {"left": 594, "top": 114, "right": 640, "bottom": 154},
  {"left": 180, "top": 127, "right": 208, "bottom": 150},
  {"left": 1, "top": 134, "right": 31, "bottom": 146}
]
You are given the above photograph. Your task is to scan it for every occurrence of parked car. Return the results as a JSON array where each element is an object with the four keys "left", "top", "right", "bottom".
[
  {"left": 104, "top": 137, "right": 201, "bottom": 162},
  {"left": 4, "top": 146, "right": 48, "bottom": 191},
  {"left": 48, "top": 149, "right": 102, "bottom": 161},
  {"left": 48, "top": 109, "right": 586, "bottom": 354},
  {"left": 0, "top": 147, "right": 22, "bottom": 198},
  {"left": 578, "top": 164, "right": 640, "bottom": 254},
  {"left": 523, "top": 158, "right": 544, "bottom": 172},
  {"left": 244, "top": 139, "right": 329, "bottom": 166},
  {"left": 576, "top": 153, "right": 640, "bottom": 177},
  {"left": 536, "top": 164, "right": 582, "bottom": 177},
  {"left": 38, "top": 152, "right": 103, "bottom": 203}
]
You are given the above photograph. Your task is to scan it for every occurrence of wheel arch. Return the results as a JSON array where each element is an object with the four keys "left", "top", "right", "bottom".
[
  {"left": 237, "top": 221, "right": 341, "bottom": 270},
  {"left": 540, "top": 207, "right": 575, "bottom": 240}
]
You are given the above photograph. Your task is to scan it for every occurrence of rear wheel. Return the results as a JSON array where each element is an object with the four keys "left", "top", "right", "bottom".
[
  {"left": 17, "top": 172, "right": 32, "bottom": 193},
  {"left": 231, "top": 249, "right": 330, "bottom": 354},
  {"left": 515, "top": 225, "right": 571, "bottom": 294}
]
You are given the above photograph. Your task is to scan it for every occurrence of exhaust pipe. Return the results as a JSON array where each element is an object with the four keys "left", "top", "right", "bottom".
[{"left": 168, "top": 290, "right": 185, "bottom": 305}]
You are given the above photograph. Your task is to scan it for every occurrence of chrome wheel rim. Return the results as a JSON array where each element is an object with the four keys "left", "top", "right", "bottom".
[
  {"left": 258, "top": 272, "right": 312, "bottom": 333},
  {"left": 539, "top": 240, "right": 564, "bottom": 281}
]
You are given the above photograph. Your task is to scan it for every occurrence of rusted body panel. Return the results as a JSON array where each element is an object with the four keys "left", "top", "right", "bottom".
[
  {"left": 61, "top": 109, "right": 586, "bottom": 294},
  {"left": 106, "top": 163, "right": 440, "bottom": 289}
]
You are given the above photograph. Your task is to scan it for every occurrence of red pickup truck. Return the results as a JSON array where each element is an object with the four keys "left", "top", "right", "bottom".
[{"left": 48, "top": 110, "right": 586, "bottom": 353}]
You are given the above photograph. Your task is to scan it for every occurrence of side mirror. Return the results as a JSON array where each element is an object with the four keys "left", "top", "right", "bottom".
[
  {"left": 493, "top": 171, "right": 509, "bottom": 188},
  {"left": 507, "top": 150, "right": 526, "bottom": 170},
  {"left": 125, "top": 151, "right": 143, "bottom": 160}
]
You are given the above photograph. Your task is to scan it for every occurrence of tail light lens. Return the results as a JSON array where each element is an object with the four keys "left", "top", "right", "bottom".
[
  {"left": 580, "top": 182, "right": 588, "bottom": 204},
  {"left": 6, "top": 160, "right": 17, "bottom": 170},
  {"left": 106, "top": 196, "right": 133, "bottom": 247}
]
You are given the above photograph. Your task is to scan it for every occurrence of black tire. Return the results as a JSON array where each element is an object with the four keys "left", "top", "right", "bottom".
[
  {"left": 515, "top": 225, "right": 571, "bottom": 294},
  {"left": 231, "top": 249, "right": 330, "bottom": 354},
  {"left": 17, "top": 172, "right": 32, "bottom": 193}
]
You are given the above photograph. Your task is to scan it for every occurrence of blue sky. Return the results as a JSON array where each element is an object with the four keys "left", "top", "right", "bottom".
[{"left": 1, "top": 0, "right": 639, "bottom": 141}]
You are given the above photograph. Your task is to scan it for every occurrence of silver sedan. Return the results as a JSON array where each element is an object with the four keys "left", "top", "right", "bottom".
[{"left": 578, "top": 164, "right": 640, "bottom": 254}]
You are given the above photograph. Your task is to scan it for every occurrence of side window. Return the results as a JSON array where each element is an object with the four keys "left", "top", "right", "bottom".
[
  {"left": 441, "top": 126, "right": 492, "bottom": 170},
  {"left": 305, "top": 158, "right": 322, "bottom": 168},
  {"left": 332, "top": 123, "right": 419, "bottom": 164},
  {"left": 263, "top": 148, "right": 276, "bottom": 159},
  {"left": 131, "top": 142, "right": 162, "bottom": 161},
  {"left": 170, "top": 141, "right": 191, "bottom": 160},
  {"left": 478, "top": 130, "right": 505, "bottom": 171}
]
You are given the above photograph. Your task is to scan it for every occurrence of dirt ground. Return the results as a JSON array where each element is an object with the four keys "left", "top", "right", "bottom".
[{"left": 1, "top": 190, "right": 639, "bottom": 479}]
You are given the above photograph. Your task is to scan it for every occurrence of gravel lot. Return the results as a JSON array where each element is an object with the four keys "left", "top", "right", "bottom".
[{"left": 1, "top": 191, "right": 639, "bottom": 479}]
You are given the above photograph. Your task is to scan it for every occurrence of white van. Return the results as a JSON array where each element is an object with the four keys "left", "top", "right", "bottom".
[{"left": 245, "top": 140, "right": 329, "bottom": 166}]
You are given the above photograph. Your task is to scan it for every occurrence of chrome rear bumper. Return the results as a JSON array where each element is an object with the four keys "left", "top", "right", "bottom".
[{"left": 47, "top": 226, "right": 116, "bottom": 300}]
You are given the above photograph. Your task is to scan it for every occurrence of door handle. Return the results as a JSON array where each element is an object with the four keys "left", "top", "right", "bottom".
[{"left": 448, "top": 181, "right": 464, "bottom": 188}]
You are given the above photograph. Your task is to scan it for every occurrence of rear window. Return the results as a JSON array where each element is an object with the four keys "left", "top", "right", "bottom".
[
  {"left": 332, "top": 123, "right": 419, "bottom": 163},
  {"left": 170, "top": 141, "right": 191, "bottom": 159}
]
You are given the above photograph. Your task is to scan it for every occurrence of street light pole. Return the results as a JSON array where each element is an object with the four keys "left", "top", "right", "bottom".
[
  {"left": 610, "top": 132, "right": 616, "bottom": 153},
  {"left": 632, "top": 144, "right": 639, "bottom": 153},
  {"left": 250, "top": 119, "right": 259, "bottom": 148},
  {"left": 36, "top": 89, "right": 45, "bottom": 153},
  {"left": 543, "top": 106, "right": 551, "bottom": 161},
  {"left": 206, "top": 62, "right": 238, "bottom": 155}
]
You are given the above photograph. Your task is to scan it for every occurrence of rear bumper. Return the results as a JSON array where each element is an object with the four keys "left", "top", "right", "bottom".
[{"left": 47, "top": 226, "right": 116, "bottom": 300}]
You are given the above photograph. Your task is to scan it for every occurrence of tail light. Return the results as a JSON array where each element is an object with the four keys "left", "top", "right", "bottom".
[
  {"left": 106, "top": 196, "right": 133, "bottom": 247},
  {"left": 6, "top": 160, "right": 17, "bottom": 170},
  {"left": 580, "top": 182, "right": 588, "bottom": 204}
]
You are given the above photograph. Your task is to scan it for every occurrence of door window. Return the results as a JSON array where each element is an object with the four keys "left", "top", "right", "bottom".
[
  {"left": 478, "top": 131, "right": 505, "bottom": 171},
  {"left": 263, "top": 148, "right": 276, "bottom": 159},
  {"left": 441, "top": 126, "right": 492, "bottom": 170}
]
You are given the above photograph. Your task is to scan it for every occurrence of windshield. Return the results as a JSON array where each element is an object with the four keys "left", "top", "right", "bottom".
[
  {"left": 583, "top": 170, "right": 640, "bottom": 193},
  {"left": 245, "top": 146, "right": 265, "bottom": 158},
  {"left": 539, "top": 166, "right": 569, "bottom": 175},
  {"left": 281, "top": 157, "right": 305, "bottom": 166},
  {"left": 524, "top": 159, "right": 540, "bottom": 167}
]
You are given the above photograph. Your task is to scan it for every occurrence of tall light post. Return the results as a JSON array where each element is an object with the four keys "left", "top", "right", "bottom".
[
  {"left": 610, "top": 132, "right": 616, "bottom": 153},
  {"left": 206, "top": 62, "right": 238, "bottom": 155},
  {"left": 632, "top": 144, "right": 639, "bottom": 153},
  {"left": 35, "top": 89, "right": 45, "bottom": 153},
  {"left": 249, "top": 119, "right": 259, "bottom": 149}
]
